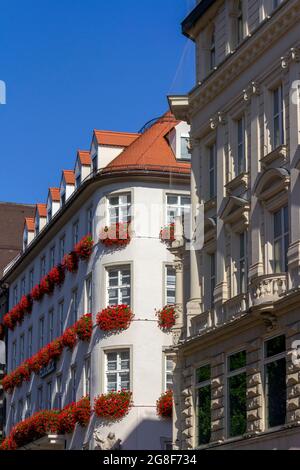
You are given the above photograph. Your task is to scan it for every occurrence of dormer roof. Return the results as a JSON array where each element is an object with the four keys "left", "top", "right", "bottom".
[
  {"left": 77, "top": 150, "right": 91, "bottom": 166},
  {"left": 94, "top": 130, "right": 140, "bottom": 148},
  {"left": 62, "top": 170, "right": 75, "bottom": 186},
  {"left": 48, "top": 188, "right": 60, "bottom": 202},
  {"left": 35, "top": 204, "right": 47, "bottom": 218},
  {"left": 24, "top": 217, "right": 35, "bottom": 232}
]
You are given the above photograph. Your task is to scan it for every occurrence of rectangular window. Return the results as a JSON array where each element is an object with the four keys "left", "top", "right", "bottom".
[
  {"left": 83, "top": 357, "right": 91, "bottom": 397},
  {"left": 47, "top": 381, "right": 52, "bottom": 409},
  {"left": 105, "top": 349, "right": 130, "bottom": 392},
  {"left": 71, "top": 289, "right": 79, "bottom": 324},
  {"left": 28, "top": 327, "right": 33, "bottom": 358},
  {"left": 59, "top": 236, "right": 65, "bottom": 261},
  {"left": 38, "top": 386, "right": 44, "bottom": 411},
  {"left": 73, "top": 221, "right": 79, "bottom": 245},
  {"left": 39, "top": 317, "right": 45, "bottom": 349},
  {"left": 49, "top": 309, "right": 55, "bottom": 342},
  {"left": 26, "top": 394, "right": 31, "bottom": 418},
  {"left": 196, "top": 365, "right": 211, "bottom": 446},
  {"left": 237, "top": 117, "right": 246, "bottom": 174},
  {"left": 210, "top": 253, "right": 216, "bottom": 308},
  {"left": 12, "top": 341, "right": 17, "bottom": 369},
  {"left": 56, "top": 375, "right": 62, "bottom": 409},
  {"left": 165, "top": 266, "right": 176, "bottom": 305},
  {"left": 92, "top": 154, "right": 97, "bottom": 173},
  {"left": 165, "top": 355, "right": 174, "bottom": 391},
  {"left": 87, "top": 207, "right": 93, "bottom": 235},
  {"left": 11, "top": 404, "right": 16, "bottom": 426},
  {"left": 210, "top": 30, "right": 216, "bottom": 70},
  {"left": 20, "top": 334, "right": 25, "bottom": 364},
  {"left": 13, "top": 285, "right": 18, "bottom": 306},
  {"left": 61, "top": 192, "right": 66, "bottom": 207},
  {"left": 40, "top": 256, "right": 46, "bottom": 278},
  {"left": 85, "top": 276, "right": 93, "bottom": 313},
  {"left": 75, "top": 173, "right": 81, "bottom": 189},
  {"left": 108, "top": 193, "right": 131, "bottom": 224},
  {"left": 227, "top": 351, "right": 247, "bottom": 437},
  {"left": 107, "top": 266, "right": 131, "bottom": 306},
  {"left": 71, "top": 367, "right": 77, "bottom": 402},
  {"left": 180, "top": 136, "right": 191, "bottom": 160},
  {"left": 274, "top": 206, "right": 289, "bottom": 273},
  {"left": 29, "top": 269, "right": 34, "bottom": 291},
  {"left": 208, "top": 144, "right": 217, "bottom": 199},
  {"left": 50, "top": 246, "right": 55, "bottom": 269},
  {"left": 21, "top": 277, "right": 26, "bottom": 297},
  {"left": 166, "top": 194, "right": 190, "bottom": 225},
  {"left": 58, "top": 300, "right": 64, "bottom": 336},
  {"left": 273, "top": 85, "right": 284, "bottom": 149},
  {"left": 17, "top": 399, "right": 23, "bottom": 423},
  {"left": 265, "top": 335, "right": 286, "bottom": 428},
  {"left": 238, "top": 233, "right": 247, "bottom": 294}
]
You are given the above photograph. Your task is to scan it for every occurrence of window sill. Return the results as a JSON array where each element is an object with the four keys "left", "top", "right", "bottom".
[
  {"left": 225, "top": 172, "right": 249, "bottom": 196},
  {"left": 260, "top": 144, "right": 287, "bottom": 169}
]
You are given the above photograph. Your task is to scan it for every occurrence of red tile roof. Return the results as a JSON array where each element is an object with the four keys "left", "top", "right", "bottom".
[
  {"left": 36, "top": 204, "right": 47, "bottom": 218},
  {"left": 63, "top": 170, "right": 75, "bottom": 185},
  {"left": 25, "top": 217, "right": 35, "bottom": 232},
  {"left": 105, "top": 112, "right": 190, "bottom": 174},
  {"left": 94, "top": 130, "right": 140, "bottom": 148},
  {"left": 77, "top": 150, "right": 91, "bottom": 166},
  {"left": 49, "top": 188, "right": 60, "bottom": 202}
]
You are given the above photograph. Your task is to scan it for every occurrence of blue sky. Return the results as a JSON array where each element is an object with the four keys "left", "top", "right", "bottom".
[{"left": 0, "top": 0, "right": 195, "bottom": 204}]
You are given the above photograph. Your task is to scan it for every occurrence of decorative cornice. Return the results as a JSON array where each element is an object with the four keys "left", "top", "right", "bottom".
[{"left": 189, "top": 0, "right": 300, "bottom": 114}]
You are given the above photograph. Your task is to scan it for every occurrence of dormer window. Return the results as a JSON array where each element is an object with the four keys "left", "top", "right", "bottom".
[
  {"left": 92, "top": 154, "right": 98, "bottom": 173},
  {"left": 75, "top": 173, "right": 81, "bottom": 189},
  {"left": 180, "top": 135, "right": 191, "bottom": 160},
  {"left": 47, "top": 206, "right": 52, "bottom": 222},
  {"left": 35, "top": 218, "right": 39, "bottom": 235}
]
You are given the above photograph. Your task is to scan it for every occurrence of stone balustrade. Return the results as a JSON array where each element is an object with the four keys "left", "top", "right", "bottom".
[{"left": 250, "top": 274, "right": 288, "bottom": 307}]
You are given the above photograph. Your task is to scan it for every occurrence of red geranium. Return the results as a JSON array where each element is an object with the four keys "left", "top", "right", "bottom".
[
  {"left": 40, "top": 275, "right": 55, "bottom": 296},
  {"left": 94, "top": 390, "right": 132, "bottom": 421},
  {"left": 96, "top": 305, "right": 134, "bottom": 332},
  {"left": 156, "top": 306, "right": 176, "bottom": 331},
  {"left": 74, "top": 314, "right": 93, "bottom": 342},
  {"left": 58, "top": 403, "right": 77, "bottom": 434},
  {"left": 75, "top": 397, "right": 91, "bottom": 427},
  {"left": 160, "top": 223, "right": 175, "bottom": 244},
  {"left": 19, "top": 295, "right": 33, "bottom": 315},
  {"left": 100, "top": 223, "right": 131, "bottom": 248},
  {"left": 48, "top": 338, "right": 64, "bottom": 360},
  {"left": 74, "top": 235, "right": 94, "bottom": 260},
  {"left": 156, "top": 390, "right": 173, "bottom": 418},
  {"left": 48, "top": 264, "right": 65, "bottom": 287},
  {"left": 3, "top": 312, "right": 15, "bottom": 331},
  {"left": 62, "top": 251, "right": 79, "bottom": 273},
  {"left": 62, "top": 327, "right": 77, "bottom": 349},
  {"left": 31, "top": 284, "right": 44, "bottom": 302},
  {"left": 27, "top": 353, "right": 42, "bottom": 374}
]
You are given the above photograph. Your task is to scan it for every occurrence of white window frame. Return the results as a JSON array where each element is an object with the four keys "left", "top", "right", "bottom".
[
  {"left": 272, "top": 84, "right": 284, "bottom": 150},
  {"left": 85, "top": 275, "right": 93, "bottom": 313},
  {"left": 49, "top": 309, "right": 55, "bottom": 343},
  {"left": 166, "top": 193, "right": 191, "bottom": 225},
  {"left": 180, "top": 135, "right": 191, "bottom": 160},
  {"left": 25, "top": 394, "right": 31, "bottom": 418},
  {"left": 20, "top": 334, "right": 25, "bottom": 364},
  {"left": 164, "top": 354, "right": 174, "bottom": 391},
  {"left": 73, "top": 221, "right": 79, "bottom": 246},
  {"left": 105, "top": 349, "right": 131, "bottom": 393},
  {"left": 106, "top": 266, "right": 131, "bottom": 307},
  {"left": 59, "top": 236, "right": 65, "bottom": 261},
  {"left": 58, "top": 300, "right": 64, "bottom": 336},
  {"left": 71, "top": 288, "right": 79, "bottom": 324},
  {"left": 83, "top": 356, "right": 91, "bottom": 397},
  {"left": 40, "top": 256, "right": 46, "bottom": 278},
  {"left": 70, "top": 366, "right": 77, "bottom": 403},
  {"left": 273, "top": 206, "right": 289, "bottom": 273},
  {"left": 165, "top": 265, "right": 176, "bottom": 305},
  {"left": 50, "top": 246, "right": 56, "bottom": 269},
  {"left": 86, "top": 206, "right": 93, "bottom": 235},
  {"left": 107, "top": 193, "right": 131, "bottom": 225}
]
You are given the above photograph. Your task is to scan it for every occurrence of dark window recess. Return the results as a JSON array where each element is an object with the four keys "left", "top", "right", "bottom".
[
  {"left": 196, "top": 364, "right": 211, "bottom": 384},
  {"left": 229, "top": 373, "right": 247, "bottom": 437},
  {"left": 266, "top": 335, "right": 286, "bottom": 358},
  {"left": 266, "top": 358, "right": 286, "bottom": 428},
  {"left": 229, "top": 351, "right": 246, "bottom": 372},
  {"left": 198, "top": 385, "right": 211, "bottom": 446}
]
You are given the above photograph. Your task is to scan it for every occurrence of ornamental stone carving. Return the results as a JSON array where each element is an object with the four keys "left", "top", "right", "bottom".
[{"left": 93, "top": 430, "right": 122, "bottom": 450}]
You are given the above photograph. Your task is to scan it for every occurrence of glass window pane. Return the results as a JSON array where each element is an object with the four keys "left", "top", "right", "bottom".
[
  {"left": 229, "top": 373, "right": 247, "bottom": 437},
  {"left": 229, "top": 351, "right": 246, "bottom": 372},
  {"left": 266, "top": 358, "right": 286, "bottom": 428},
  {"left": 196, "top": 365, "right": 211, "bottom": 384},
  {"left": 167, "top": 196, "right": 179, "bottom": 205},
  {"left": 266, "top": 335, "right": 285, "bottom": 358},
  {"left": 274, "top": 210, "right": 282, "bottom": 238},
  {"left": 198, "top": 385, "right": 211, "bottom": 445}
]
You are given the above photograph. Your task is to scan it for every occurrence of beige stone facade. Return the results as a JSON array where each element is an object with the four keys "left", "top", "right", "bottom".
[{"left": 169, "top": 0, "right": 300, "bottom": 450}]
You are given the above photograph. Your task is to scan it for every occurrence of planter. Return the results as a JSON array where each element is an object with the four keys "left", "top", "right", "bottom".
[
  {"left": 100, "top": 223, "right": 131, "bottom": 248},
  {"left": 74, "top": 235, "right": 94, "bottom": 260},
  {"left": 157, "top": 390, "right": 173, "bottom": 418},
  {"left": 156, "top": 306, "right": 176, "bottom": 331},
  {"left": 94, "top": 390, "right": 132, "bottom": 421},
  {"left": 160, "top": 223, "right": 175, "bottom": 244},
  {"left": 96, "top": 305, "right": 134, "bottom": 332}
]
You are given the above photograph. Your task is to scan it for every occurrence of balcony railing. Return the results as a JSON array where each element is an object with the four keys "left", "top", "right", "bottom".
[
  {"left": 190, "top": 309, "right": 214, "bottom": 336},
  {"left": 250, "top": 273, "right": 288, "bottom": 307},
  {"left": 223, "top": 293, "right": 247, "bottom": 321}
]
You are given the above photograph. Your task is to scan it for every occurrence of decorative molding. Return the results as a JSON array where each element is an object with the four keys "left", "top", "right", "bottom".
[
  {"left": 281, "top": 47, "right": 300, "bottom": 69},
  {"left": 243, "top": 81, "right": 260, "bottom": 102},
  {"left": 210, "top": 112, "right": 226, "bottom": 130},
  {"left": 260, "top": 145, "right": 288, "bottom": 169},
  {"left": 225, "top": 172, "right": 249, "bottom": 196}
]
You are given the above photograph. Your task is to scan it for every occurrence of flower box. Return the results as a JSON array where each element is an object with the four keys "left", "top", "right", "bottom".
[
  {"left": 31, "top": 284, "right": 45, "bottom": 302},
  {"left": 74, "top": 314, "right": 93, "bottom": 341},
  {"left": 62, "top": 327, "right": 77, "bottom": 349},
  {"left": 96, "top": 305, "right": 134, "bottom": 332},
  {"left": 100, "top": 222, "right": 131, "bottom": 248},
  {"left": 159, "top": 223, "right": 175, "bottom": 244},
  {"left": 74, "top": 235, "right": 94, "bottom": 260},
  {"left": 94, "top": 390, "right": 132, "bottom": 421},
  {"left": 62, "top": 251, "right": 79, "bottom": 273},
  {"left": 48, "top": 264, "right": 65, "bottom": 287},
  {"left": 156, "top": 390, "right": 173, "bottom": 418},
  {"left": 156, "top": 305, "right": 176, "bottom": 330}
]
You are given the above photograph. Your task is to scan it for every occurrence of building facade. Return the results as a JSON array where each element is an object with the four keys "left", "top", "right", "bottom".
[
  {"left": 169, "top": 0, "right": 300, "bottom": 450},
  {"left": 1, "top": 113, "right": 191, "bottom": 450}
]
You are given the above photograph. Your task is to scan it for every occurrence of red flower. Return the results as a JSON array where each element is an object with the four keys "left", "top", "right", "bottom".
[
  {"left": 48, "top": 264, "right": 65, "bottom": 287},
  {"left": 74, "top": 235, "right": 94, "bottom": 261},
  {"left": 96, "top": 305, "right": 134, "bottom": 332},
  {"left": 40, "top": 275, "right": 55, "bottom": 296},
  {"left": 160, "top": 223, "right": 175, "bottom": 244},
  {"left": 94, "top": 390, "right": 132, "bottom": 421},
  {"left": 31, "top": 284, "right": 44, "bottom": 302},
  {"left": 74, "top": 314, "right": 93, "bottom": 342},
  {"left": 48, "top": 338, "right": 64, "bottom": 360},
  {"left": 58, "top": 403, "right": 77, "bottom": 434},
  {"left": 156, "top": 390, "right": 173, "bottom": 418},
  {"left": 3, "top": 312, "right": 15, "bottom": 331},
  {"left": 19, "top": 295, "right": 33, "bottom": 315},
  {"left": 75, "top": 397, "right": 91, "bottom": 427},
  {"left": 156, "top": 306, "right": 176, "bottom": 331},
  {"left": 62, "top": 327, "right": 77, "bottom": 349},
  {"left": 27, "top": 353, "right": 42, "bottom": 374},
  {"left": 100, "top": 223, "right": 131, "bottom": 248},
  {"left": 62, "top": 251, "right": 79, "bottom": 273}
]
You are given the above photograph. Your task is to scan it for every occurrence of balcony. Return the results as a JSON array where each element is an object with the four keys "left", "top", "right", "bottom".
[
  {"left": 250, "top": 274, "right": 288, "bottom": 307},
  {"left": 190, "top": 310, "right": 214, "bottom": 336},
  {"left": 223, "top": 293, "right": 247, "bottom": 321}
]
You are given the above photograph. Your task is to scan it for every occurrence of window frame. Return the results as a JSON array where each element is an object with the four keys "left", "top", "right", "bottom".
[
  {"left": 273, "top": 206, "right": 289, "bottom": 273},
  {"left": 194, "top": 364, "right": 212, "bottom": 447},
  {"left": 226, "top": 349, "right": 247, "bottom": 439},
  {"left": 107, "top": 192, "right": 132, "bottom": 225},
  {"left": 106, "top": 265, "right": 131, "bottom": 307},
  {"left": 104, "top": 348, "right": 131, "bottom": 393},
  {"left": 85, "top": 275, "right": 93, "bottom": 313},
  {"left": 272, "top": 84, "right": 285, "bottom": 150},
  {"left": 166, "top": 193, "right": 191, "bottom": 225}
]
